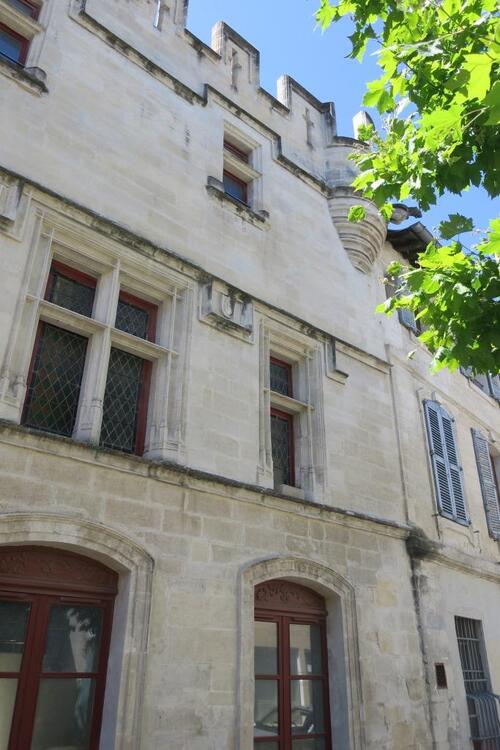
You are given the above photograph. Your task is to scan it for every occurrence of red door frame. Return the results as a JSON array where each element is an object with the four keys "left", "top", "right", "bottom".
[
  {"left": 254, "top": 590, "right": 332, "bottom": 749},
  {"left": 0, "top": 547, "right": 117, "bottom": 750}
]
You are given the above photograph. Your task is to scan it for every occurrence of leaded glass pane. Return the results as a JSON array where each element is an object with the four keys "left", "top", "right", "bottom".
[
  {"left": 48, "top": 271, "right": 95, "bottom": 317},
  {"left": 23, "top": 325, "right": 88, "bottom": 437},
  {"left": 115, "top": 299, "right": 150, "bottom": 340},
  {"left": 271, "top": 413, "right": 292, "bottom": 486},
  {"left": 100, "top": 348, "right": 145, "bottom": 453},
  {"left": 270, "top": 360, "right": 292, "bottom": 396}
]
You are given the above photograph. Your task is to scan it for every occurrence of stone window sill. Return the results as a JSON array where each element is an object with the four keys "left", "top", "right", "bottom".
[
  {"left": 206, "top": 176, "right": 269, "bottom": 228},
  {"left": 277, "top": 484, "right": 305, "bottom": 501},
  {"left": 0, "top": 57, "right": 47, "bottom": 94}
]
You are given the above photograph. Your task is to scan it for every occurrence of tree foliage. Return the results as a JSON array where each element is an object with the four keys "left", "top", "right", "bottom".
[{"left": 316, "top": 0, "right": 500, "bottom": 374}]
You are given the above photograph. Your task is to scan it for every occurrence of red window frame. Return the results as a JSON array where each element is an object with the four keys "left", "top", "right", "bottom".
[
  {"left": 8, "top": 0, "right": 40, "bottom": 18},
  {"left": 254, "top": 580, "right": 332, "bottom": 750},
  {"left": 0, "top": 22, "right": 30, "bottom": 65},
  {"left": 270, "top": 408, "right": 295, "bottom": 487},
  {"left": 270, "top": 357, "right": 293, "bottom": 398},
  {"left": 223, "top": 139, "right": 249, "bottom": 163},
  {"left": 45, "top": 259, "right": 98, "bottom": 302},
  {"left": 105, "top": 291, "right": 157, "bottom": 456},
  {"left": 0, "top": 546, "right": 117, "bottom": 750},
  {"left": 117, "top": 290, "right": 158, "bottom": 343},
  {"left": 134, "top": 357, "right": 152, "bottom": 455},
  {"left": 223, "top": 169, "right": 248, "bottom": 205}
]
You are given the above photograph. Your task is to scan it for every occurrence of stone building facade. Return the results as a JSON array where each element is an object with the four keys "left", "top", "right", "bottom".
[{"left": 0, "top": 2, "right": 499, "bottom": 749}]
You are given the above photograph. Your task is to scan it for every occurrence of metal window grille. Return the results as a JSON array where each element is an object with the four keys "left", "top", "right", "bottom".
[
  {"left": 114, "top": 298, "right": 150, "bottom": 340},
  {"left": 271, "top": 412, "right": 293, "bottom": 486},
  {"left": 270, "top": 359, "right": 292, "bottom": 397},
  {"left": 23, "top": 324, "right": 88, "bottom": 437},
  {"left": 456, "top": 617, "right": 500, "bottom": 749},
  {"left": 456, "top": 617, "right": 489, "bottom": 694},
  {"left": 47, "top": 270, "right": 95, "bottom": 317},
  {"left": 100, "top": 348, "right": 147, "bottom": 454}
]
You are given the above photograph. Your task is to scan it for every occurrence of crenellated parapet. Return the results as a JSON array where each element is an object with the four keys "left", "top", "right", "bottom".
[{"left": 73, "top": 0, "right": 387, "bottom": 273}]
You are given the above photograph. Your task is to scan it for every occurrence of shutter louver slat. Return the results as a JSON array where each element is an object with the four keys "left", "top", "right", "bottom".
[
  {"left": 424, "top": 401, "right": 469, "bottom": 524},
  {"left": 425, "top": 401, "right": 453, "bottom": 516},
  {"left": 488, "top": 375, "right": 500, "bottom": 401},
  {"left": 441, "top": 413, "right": 468, "bottom": 523},
  {"left": 398, "top": 307, "right": 417, "bottom": 332},
  {"left": 472, "top": 429, "right": 500, "bottom": 539}
]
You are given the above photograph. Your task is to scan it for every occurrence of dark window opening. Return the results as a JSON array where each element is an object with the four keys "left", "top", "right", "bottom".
[
  {"left": 115, "top": 291, "right": 157, "bottom": 342},
  {"left": 22, "top": 323, "right": 88, "bottom": 437},
  {"left": 254, "top": 579, "right": 332, "bottom": 750},
  {"left": 271, "top": 408, "right": 295, "bottom": 488},
  {"left": 223, "top": 139, "right": 249, "bottom": 162},
  {"left": 270, "top": 358, "right": 293, "bottom": 398},
  {"left": 435, "top": 663, "right": 448, "bottom": 689},
  {"left": 100, "top": 348, "right": 151, "bottom": 455},
  {"left": 223, "top": 170, "right": 248, "bottom": 205},
  {"left": 45, "top": 261, "right": 97, "bottom": 317},
  {"left": 0, "top": 545, "right": 116, "bottom": 750}
]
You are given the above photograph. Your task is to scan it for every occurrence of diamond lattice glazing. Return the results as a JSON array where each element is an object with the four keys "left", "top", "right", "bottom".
[
  {"left": 114, "top": 299, "right": 150, "bottom": 340},
  {"left": 23, "top": 324, "right": 88, "bottom": 436},
  {"left": 100, "top": 348, "right": 145, "bottom": 453}
]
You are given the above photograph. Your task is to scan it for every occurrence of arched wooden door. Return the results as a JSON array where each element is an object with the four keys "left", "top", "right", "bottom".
[
  {"left": 0, "top": 546, "right": 118, "bottom": 750},
  {"left": 254, "top": 579, "right": 332, "bottom": 750}
]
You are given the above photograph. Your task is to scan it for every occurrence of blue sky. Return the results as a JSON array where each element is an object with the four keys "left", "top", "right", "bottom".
[{"left": 187, "top": 0, "right": 498, "bottom": 243}]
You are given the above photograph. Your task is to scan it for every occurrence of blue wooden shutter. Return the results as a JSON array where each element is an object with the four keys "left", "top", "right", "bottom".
[
  {"left": 424, "top": 401, "right": 468, "bottom": 523},
  {"left": 398, "top": 307, "right": 418, "bottom": 332},
  {"left": 488, "top": 374, "right": 500, "bottom": 400},
  {"left": 441, "top": 411, "right": 468, "bottom": 523},
  {"left": 472, "top": 428, "right": 500, "bottom": 539}
]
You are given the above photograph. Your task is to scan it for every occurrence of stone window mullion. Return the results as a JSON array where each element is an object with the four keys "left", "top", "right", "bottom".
[{"left": 72, "top": 266, "right": 119, "bottom": 444}]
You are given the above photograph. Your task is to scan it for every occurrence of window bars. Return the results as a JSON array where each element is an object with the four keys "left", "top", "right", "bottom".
[{"left": 455, "top": 617, "right": 500, "bottom": 750}]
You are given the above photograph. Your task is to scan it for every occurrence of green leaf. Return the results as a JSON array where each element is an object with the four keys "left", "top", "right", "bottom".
[
  {"left": 463, "top": 54, "right": 493, "bottom": 101},
  {"left": 380, "top": 203, "right": 393, "bottom": 221},
  {"left": 348, "top": 205, "right": 366, "bottom": 222},
  {"left": 439, "top": 214, "right": 474, "bottom": 239}
]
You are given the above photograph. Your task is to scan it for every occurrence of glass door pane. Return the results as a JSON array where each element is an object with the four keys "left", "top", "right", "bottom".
[
  {"left": 290, "top": 680, "right": 324, "bottom": 735},
  {"left": 254, "top": 621, "right": 278, "bottom": 675},
  {"left": 30, "top": 678, "right": 95, "bottom": 750},
  {"left": 0, "top": 600, "right": 31, "bottom": 750},
  {"left": 0, "top": 601, "right": 30, "bottom": 671},
  {"left": 289, "top": 624, "right": 322, "bottom": 675},
  {"left": 42, "top": 605, "right": 103, "bottom": 673},
  {"left": 254, "top": 680, "right": 279, "bottom": 738},
  {"left": 0, "top": 679, "right": 18, "bottom": 750}
]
